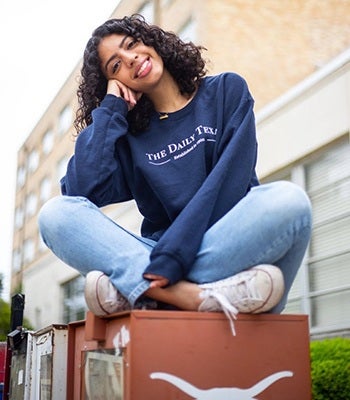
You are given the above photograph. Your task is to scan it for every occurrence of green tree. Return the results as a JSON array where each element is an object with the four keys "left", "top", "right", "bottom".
[
  {"left": 0, "top": 273, "right": 10, "bottom": 340},
  {"left": 0, "top": 298, "right": 11, "bottom": 340},
  {"left": 0, "top": 273, "right": 34, "bottom": 339}
]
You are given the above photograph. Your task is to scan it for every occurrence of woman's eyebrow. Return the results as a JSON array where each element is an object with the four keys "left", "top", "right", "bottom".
[{"left": 118, "top": 35, "right": 129, "bottom": 49}]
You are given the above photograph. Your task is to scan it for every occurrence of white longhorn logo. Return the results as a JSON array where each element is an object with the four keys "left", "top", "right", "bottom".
[{"left": 150, "top": 370, "right": 293, "bottom": 399}]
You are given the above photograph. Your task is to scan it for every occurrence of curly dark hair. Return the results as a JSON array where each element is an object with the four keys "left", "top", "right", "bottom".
[{"left": 74, "top": 14, "right": 207, "bottom": 134}]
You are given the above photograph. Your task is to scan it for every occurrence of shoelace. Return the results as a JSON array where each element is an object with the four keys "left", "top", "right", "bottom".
[
  {"left": 203, "top": 290, "right": 240, "bottom": 335},
  {"left": 201, "top": 275, "right": 264, "bottom": 336},
  {"left": 230, "top": 275, "right": 263, "bottom": 303}
]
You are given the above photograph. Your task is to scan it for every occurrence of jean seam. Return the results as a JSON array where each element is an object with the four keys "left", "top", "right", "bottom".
[{"left": 128, "top": 281, "right": 150, "bottom": 306}]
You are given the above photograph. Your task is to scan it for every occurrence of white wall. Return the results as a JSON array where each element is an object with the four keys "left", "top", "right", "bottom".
[
  {"left": 23, "top": 255, "right": 78, "bottom": 329},
  {"left": 256, "top": 50, "right": 350, "bottom": 178}
]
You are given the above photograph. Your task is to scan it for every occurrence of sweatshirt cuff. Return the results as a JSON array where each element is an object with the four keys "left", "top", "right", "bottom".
[
  {"left": 100, "top": 94, "right": 128, "bottom": 114},
  {"left": 143, "top": 254, "right": 184, "bottom": 286}
]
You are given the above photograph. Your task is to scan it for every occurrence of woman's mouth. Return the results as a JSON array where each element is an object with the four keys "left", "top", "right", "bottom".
[{"left": 136, "top": 58, "right": 151, "bottom": 78}]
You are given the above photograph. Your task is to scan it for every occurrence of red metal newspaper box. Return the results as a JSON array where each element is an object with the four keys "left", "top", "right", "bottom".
[
  {"left": 67, "top": 310, "right": 311, "bottom": 399},
  {"left": 0, "top": 342, "right": 6, "bottom": 384}
]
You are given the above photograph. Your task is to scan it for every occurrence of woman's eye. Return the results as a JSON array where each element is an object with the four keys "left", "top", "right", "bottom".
[
  {"left": 112, "top": 61, "right": 121, "bottom": 73},
  {"left": 127, "top": 39, "right": 138, "bottom": 49}
]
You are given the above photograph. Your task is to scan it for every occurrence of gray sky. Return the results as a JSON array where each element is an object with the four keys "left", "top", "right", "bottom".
[{"left": 0, "top": 0, "right": 120, "bottom": 299}]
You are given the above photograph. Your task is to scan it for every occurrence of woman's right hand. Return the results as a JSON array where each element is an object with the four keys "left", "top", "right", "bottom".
[
  {"left": 143, "top": 273, "right": 170, "bottom": 289},
  {"left": 107, "top": 79, "right": 142, "bottom": 110}
]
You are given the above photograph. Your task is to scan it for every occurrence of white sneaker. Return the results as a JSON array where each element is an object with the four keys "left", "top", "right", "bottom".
[
  {"left": 84, "top": 271, "right": 131, "bottom": 316},
  {"left": 198, "top": 265, "right": 284, "bottom": 334}
]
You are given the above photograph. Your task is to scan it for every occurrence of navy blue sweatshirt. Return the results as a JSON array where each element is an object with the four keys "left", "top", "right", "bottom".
[{"left": 61, "top": 72, "right": 259, "bottom": 285}]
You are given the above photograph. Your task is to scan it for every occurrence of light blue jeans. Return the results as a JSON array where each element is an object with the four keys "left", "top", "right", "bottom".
[{"left": 38, "top": 181, "right": 312, "bottom": 312}]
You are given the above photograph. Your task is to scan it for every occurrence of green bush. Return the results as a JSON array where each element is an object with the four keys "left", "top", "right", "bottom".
[
  {"left": 0, "top": 298, "right": 11, "bottom": 340},
  {"left": 0, "top": 297, "right": 34, "bottom": 341},
  {"left": 310, "top": 337, "right": 350, "bottom": 400}
]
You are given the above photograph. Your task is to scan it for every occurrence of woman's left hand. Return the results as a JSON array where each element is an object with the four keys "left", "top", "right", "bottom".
[{"left": 143, "top": 273, "right": 169, "bottom": 288}]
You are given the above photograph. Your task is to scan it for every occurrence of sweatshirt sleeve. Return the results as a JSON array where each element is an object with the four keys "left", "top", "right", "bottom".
[
  {"left": 61, "top": 95, "right": 133, "bottom": 207},
  {"left": 143, "top": 76, "right": 258, "bottom": 284}
]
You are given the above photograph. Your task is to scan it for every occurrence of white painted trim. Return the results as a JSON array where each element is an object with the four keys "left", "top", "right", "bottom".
[{"left": 256, "top": 47, "right": 350, "bottom": 123}]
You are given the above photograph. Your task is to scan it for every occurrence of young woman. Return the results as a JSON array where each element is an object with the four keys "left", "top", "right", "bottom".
[{"left": 38, "top": 14, "right": 312, "bottom": 334}]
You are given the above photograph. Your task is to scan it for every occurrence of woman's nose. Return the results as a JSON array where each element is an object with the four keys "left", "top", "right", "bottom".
[{"left": 123, "top": 52, "right": 138, "bottom": 67}]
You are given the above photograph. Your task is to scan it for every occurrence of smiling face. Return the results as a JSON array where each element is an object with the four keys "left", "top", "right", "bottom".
[{"left": 98, "top": 34, "right": 165, "bottom": 94}]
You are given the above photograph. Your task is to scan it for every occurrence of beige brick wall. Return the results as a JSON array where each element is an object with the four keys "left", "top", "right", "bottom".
[
  {"left": 112, "top": 0, "right": 350, "bottom": 109},
  {"left": 198, "top": 0, "right": 350, "bottom": 109}
]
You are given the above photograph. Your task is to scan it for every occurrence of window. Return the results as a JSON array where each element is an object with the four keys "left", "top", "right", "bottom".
[
  {"left": 267, "top": 138, "right": 350, "bottom": 336},
  {"left": 23, "top": 238, "right": 35, "bottom": 264},
  {"left": 178, "top": 18, "right": 196, "bottom": 42},
  {"left": 138, "top": 1, "right": 154, "bottom": 23},
  {"left": 12, "top": 249, "right": 22, "bottom": 272},
  {"left": 42, "top": 129, "right": 54, "bottom": 154},
  {"left": 58, "top": 105, "right": 72, "bottom": 135},
  {"left": 62, "top": 275, "right": 87, "bottom": 323},
  {"left": 40, "top": 177, "right": 51, "bottom": 203},
  {"left": 26, "top": 192, "right": 37, "bottom": 217},
  {"left": 14, "top": 206, "right": 24, "bottom": 229},
  {"left": 17, "top": 166, "right": 26, "bottom": 188},
  {"left": 57, "top": 156, "right": 69, "bottom": 181},
  {"left": 28, "top": 150, "right": 39, "bottom": 173},
  {"left": 305, "top": 140, "right": 350, "bottom": 333},
  {"left": 161, "top": 0, "right": 173, "bottom": 7}
]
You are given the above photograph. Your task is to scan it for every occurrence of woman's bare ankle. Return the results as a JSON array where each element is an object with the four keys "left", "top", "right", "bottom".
[{"left": 145, "top": 280, "right": 202, "bottom": 311}]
